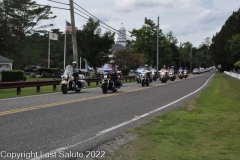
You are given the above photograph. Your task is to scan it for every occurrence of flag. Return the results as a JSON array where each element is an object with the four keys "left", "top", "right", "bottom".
[
  {"left": 66, "top": 21, "right": 78, "bottom": 31},
  {"left": 49, "top": 32, "right": 58, "bottom": 40}
]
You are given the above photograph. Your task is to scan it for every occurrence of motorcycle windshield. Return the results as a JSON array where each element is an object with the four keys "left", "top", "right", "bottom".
[
  {"left": 169, "top": 69, "right": 174, "bottom": 73},
  {"left": 136, "top": 68, "right": 144, "bottom": 73},
  {"left": 103, "top": 64, "right": 113, "bottom": 72},
  {"left": 64, "top": 65, "right": 73, "bottom": 75},
  {"left": 151, "top": 69, "right": 157, "bottom": 72}
]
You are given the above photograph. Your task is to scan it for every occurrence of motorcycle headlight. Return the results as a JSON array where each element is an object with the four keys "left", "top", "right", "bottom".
[
  {"left": 104, "top": 75, "right": 107, "bottom": 79},
  {"left": 64, "top": 74, "right": 68, "bottom": 78},
  {"left": 142, "top": 73, "right": 145, "bottom": 76},
  {"left": 184, "top": 71, "right": 187, "bottom": 74},
  {"left": 61, "top": 75, "right": 64, "bottom": 78},
  {"left": 152, "top": 72, "right": 154, "bottom": 74}
]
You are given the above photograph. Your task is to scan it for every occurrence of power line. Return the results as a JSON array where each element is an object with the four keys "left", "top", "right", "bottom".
[
  {"left": 47, "top": 0, "right": 69, "bottom": 6},
  {"left": 74, "top": 11, "right": 135, "bottom": 41},
  {"left": 100, "top": 0, "right": 143, "bottom": 25},
  {"left": 73, "top": 2, "right": 135, "bottom": 40},
  {"left": 13, "top": 0, "right": 70, "bottom": 10},
  {"left": 103, "top": 0, "right": 143, "bottom": 22}
]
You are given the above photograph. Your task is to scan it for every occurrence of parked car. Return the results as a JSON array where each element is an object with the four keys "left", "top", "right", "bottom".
[
  {"left": 193, "top": 68, "right": 200, "bottom": 74},
  {"left": 24, "top": 66, "right": 41, "bottom": 73}
]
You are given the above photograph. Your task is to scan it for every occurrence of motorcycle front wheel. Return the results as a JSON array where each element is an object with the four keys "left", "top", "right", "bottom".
[
  {"left": 141, "top": 80, "right": 145, "bottom": 87},
  {"left": 102, "top": 84, "right": 108, "bottom": 94},
  {"left": 61, "top": 85, "right": 68, "bottom": 94},
  {"left": 75, "top": 88, "right": 81, "bottom": 93}
]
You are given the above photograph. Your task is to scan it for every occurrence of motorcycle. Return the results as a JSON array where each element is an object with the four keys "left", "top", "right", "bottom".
[
  {"left": 183, "top": 69, "right": 188, "bottom": 78},
  {"left": 178, "top": 69, "right": 184, "bottom": 79},
  {"left": 100, "top": 64, "right": 122, "bottom": 94},
  {"left": 60, "top": 65, "right": 86, "bottom": 94},
  {"left": 151, "top": 68, "right": 158, "bottom": 81},
  {"left": 135, "top": 67, "right": 144, "bottom": 84},
  {"left": 158, "top": 68, "right": 168, "bottom": 83},
  {"left": 139, "top": 70, "right": 152, "bottom": 87},
  {"left": 169, "top": 69, "right": 176, "bottom": 81}
]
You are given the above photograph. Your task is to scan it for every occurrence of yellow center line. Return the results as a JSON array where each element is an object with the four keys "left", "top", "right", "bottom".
[{"left": 0, "top": 75, "right": 197, "bottom": 116}]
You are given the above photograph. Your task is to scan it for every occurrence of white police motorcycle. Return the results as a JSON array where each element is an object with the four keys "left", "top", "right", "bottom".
[{"left": 60, "top": 65, "right": 86, "bottom": 94}]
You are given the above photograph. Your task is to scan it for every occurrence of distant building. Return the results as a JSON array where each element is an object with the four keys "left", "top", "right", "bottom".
[
  {"left": 0, "top": 55, "right": 13, "bottom": 81},
  {"left": 116, "top": 23, "right": 127, "bottom": 47},
  {"left": 109, "top": 23, "right": 132, "bottom": 57}
]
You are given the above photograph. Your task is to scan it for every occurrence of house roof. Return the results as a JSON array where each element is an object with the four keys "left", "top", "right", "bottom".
[
  {"left": 112, "top": 44, "right": 126, "bottom": 51},
  {"left": 0, "top": 55, "right": 13, "bottom": 63}
]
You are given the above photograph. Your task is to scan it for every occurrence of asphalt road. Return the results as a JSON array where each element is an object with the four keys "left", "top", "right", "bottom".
[{"left": 0, "top": 71, "right": 215, "bottom": 160}]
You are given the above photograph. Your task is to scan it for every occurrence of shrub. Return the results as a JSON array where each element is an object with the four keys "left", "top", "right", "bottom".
[{"left": 2, "top": 70, "right": 25, "bottom": 82}]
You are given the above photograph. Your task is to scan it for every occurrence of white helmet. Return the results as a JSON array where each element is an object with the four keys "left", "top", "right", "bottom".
[{"left": 72, "top": 61, "right": 77, "bottom": 64}]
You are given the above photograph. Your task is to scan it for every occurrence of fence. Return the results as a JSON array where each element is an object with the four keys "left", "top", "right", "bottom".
[
  {"left": 224, "top": 71, "right": 240, "bottom": 80},
  {"left": 0, "top": 76, "right": 135, "bottom": 95}
]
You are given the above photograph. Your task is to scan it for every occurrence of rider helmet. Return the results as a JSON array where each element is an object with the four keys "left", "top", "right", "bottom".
[
  {"left": 145, "top": 64, "right": 148, "bottom": 67},
  {"left": 110, "top": 60, "right": 115, "bottom": 64},
  {"left": 72, "top": 61, "right": 77, "bottom": 67},
  {"left": 163, "top": 65, "right": 166, "bottom": 68}
]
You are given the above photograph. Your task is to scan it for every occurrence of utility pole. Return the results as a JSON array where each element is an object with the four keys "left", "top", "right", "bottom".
[
  {"left": 69, "top": 0, "right": 78, "bottom": 67},
  {"left": 157, "top": 16, "right": 159, "bottom": 71},
  {"left": 190, "top": 47, "right": 192, "bottom": 73},
  {"left": 179, "top": 42, "right": 181, "bottom": 68}
]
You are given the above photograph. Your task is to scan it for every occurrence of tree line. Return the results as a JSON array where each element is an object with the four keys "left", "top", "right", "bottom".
[{"left": 1, "top": 0, "right": 239, "bottom": 73}]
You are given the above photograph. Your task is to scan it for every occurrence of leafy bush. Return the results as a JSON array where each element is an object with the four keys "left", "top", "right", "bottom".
[{"left": 2, "top": 70, "right": 26, "bottom": 82}]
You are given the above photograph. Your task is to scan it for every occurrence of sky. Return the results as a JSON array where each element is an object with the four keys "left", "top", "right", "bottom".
[{"left": 36, "top": 0, "right": 240, "bottom": 48}]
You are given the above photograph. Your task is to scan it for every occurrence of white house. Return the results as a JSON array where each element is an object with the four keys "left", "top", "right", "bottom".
[{"left": 0, "top": 55, "right": 13, "bottom": 81}]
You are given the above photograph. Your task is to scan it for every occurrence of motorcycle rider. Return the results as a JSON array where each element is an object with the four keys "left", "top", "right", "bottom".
[
  {"left": 68, "top": 61, "right": 79, "bottom": 88},
  {"left": 144, "top": 64, "right": 149, "bottom": 70},
  {"left": 109, "top": 60, "right": 118, "bottom": 88},
  {"left": 171, "top": 66, "right": 175, "bottom": 72},
  {"left": 179, "top": 67, "right": 183, "bottom": 73}
]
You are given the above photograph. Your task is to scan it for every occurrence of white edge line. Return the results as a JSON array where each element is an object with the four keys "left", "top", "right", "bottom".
[{"left": 31, "top": 73, "right": 215, "bottom": 160}]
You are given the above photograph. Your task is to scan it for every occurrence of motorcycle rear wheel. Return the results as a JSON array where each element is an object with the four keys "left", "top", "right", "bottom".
[
  {"left": 61, "top": 85, "right": 68, "bottom": 94},
  {"left": 146, "top": 81, "right": 149, "bottom": 86}
]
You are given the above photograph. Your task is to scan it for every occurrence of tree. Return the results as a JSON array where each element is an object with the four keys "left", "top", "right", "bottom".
[
  {"left": 112, "top": 49, "right": 145, "bottom": 76},
  {"left": 0, "top": 0, "right": 56, "bottom": 69},
  {"left": 129, "top": 18, "right": 174, "bottom": 69},
  {"left": 209, "top": 8, "right": 240, "bottom": 70},
  {"left": 180, "top": 41, "right": 193, "bottom": 68},
  {"left": 76, "top": 18, "right": 115, "bottom": 77},
  {"left": 229, "top": 33, "right": 240, "bottom": 57}
]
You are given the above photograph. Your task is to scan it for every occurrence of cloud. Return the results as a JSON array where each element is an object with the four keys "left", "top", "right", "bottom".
[
  {"left": 196, "top": 9, "right": 223, "bottom": 25},
  {"left": 116, "top": 0, "right": 174, "bottom": 12}
]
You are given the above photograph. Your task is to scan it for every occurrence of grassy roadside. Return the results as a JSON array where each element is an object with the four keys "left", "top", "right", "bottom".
[
  {"left": 107, "top": 73, "right": 240, "bottom": 160},
  {"left": 0, "top": 79, "right": 135, "bottom": 99}
]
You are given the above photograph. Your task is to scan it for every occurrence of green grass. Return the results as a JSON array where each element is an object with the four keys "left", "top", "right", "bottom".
[
  {"left": 0, "top": 79, "right": 135, "bottom": 99},
  {"left": 109, "top": 73, "right": 240, "bottom": 160}
]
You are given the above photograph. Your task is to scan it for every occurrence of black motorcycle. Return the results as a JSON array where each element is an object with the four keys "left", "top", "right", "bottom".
[
  {"left": 100, "top": 73, "right": 122, "bottom": 94},
  {"left": 100, "top": 64, "right": 122, "bottom": 94}
]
